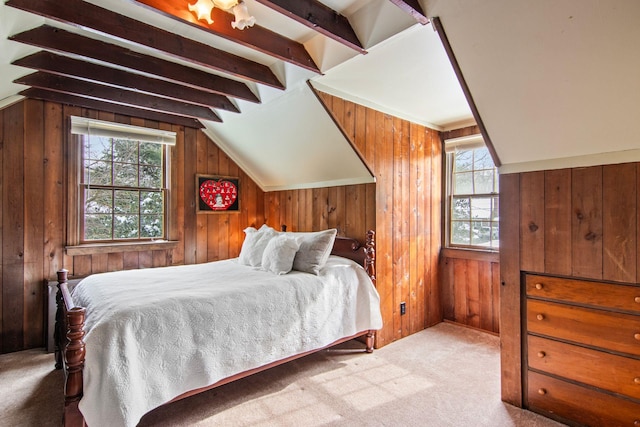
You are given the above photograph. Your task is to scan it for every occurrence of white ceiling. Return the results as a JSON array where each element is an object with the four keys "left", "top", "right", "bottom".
[
  {"left": 2, "top": 0, "right": 638, "bottom": 187},
  {"left": 427, "top": 0, "right": 640, "bottom": 173}
]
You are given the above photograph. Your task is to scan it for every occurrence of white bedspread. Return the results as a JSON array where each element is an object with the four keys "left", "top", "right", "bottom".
[{"left": 72, "top": 256, "right": 382, "bottom": 427}]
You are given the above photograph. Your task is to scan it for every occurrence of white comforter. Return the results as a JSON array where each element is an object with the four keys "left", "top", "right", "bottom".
[{"left": 72, "top": 256, "right": 382, "bottom": 427}]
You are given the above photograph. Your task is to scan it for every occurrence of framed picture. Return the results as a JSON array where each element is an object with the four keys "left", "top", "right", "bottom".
[{"left": 196, "top": 174, "right": 240, "bottom": 213}]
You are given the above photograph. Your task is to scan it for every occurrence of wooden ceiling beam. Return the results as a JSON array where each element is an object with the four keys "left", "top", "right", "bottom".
[
  {"left": 254, "top": 0, "right": 365, "bottom": 53},
  {"left": 10, "top": 26, "right": 259, "bottom": 103},
  {"left": 13, "top": 51, "right": 239, "bottom": 113},
  {"left": 6, "top": 0, "right": 284, "bottom": 89},
  {"left": 15, "top": 72, "right": 221, "bottom": 122},
  {"left": 432, "top": 17, "right": 500, "bottom": 167},
  {"left": 134, "top": 0, "right": 320, "bottom": 73},
  {"left": 21, "top": 87, "right": 204, "bottom": 128},
  {"left": 387, "top": 0, "right": 429, "bottom": 25}
]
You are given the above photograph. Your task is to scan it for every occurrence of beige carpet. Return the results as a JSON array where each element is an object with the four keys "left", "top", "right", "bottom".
[{"left": 0, "top": 322, "right": 565, "bottom": 427}]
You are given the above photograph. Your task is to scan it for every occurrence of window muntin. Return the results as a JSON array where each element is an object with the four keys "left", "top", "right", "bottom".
[
  {"left": 447, "top": 146, "right": 499, "bottom": 250},
  {"left": 80, "top": 135, "right": 167, "bottom": 242}
]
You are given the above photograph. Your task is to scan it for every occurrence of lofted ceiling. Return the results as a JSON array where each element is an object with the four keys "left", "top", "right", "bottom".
[
  {"left": 2, "top": 1, "right": 637, "bottom": 189},
  {"left": 0, "top": 0, "right": 471, "bottom": 191}
]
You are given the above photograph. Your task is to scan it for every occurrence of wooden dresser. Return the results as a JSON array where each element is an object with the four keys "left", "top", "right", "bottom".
[{"left": 524, "top": 274, "right": 640, "bottom": 426}]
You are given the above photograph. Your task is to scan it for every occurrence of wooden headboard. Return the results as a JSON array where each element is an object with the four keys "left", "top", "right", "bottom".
[
  {"left": 331, "top": 230, "right": 376, "bottom": 285},
  {"left": 280, "top": 226, "right": 376, "bottom": 284}
]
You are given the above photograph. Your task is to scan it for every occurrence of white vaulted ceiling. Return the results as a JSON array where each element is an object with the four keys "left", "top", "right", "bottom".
[{"left": 1, "top": 0, "right": 638, "bottom": 187}]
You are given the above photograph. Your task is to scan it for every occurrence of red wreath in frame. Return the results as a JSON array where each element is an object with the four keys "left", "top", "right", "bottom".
[{"left": 199, "top": 178, "right": 238, "bottom": 211}]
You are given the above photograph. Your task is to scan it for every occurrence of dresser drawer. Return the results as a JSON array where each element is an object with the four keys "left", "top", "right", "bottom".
[
  {"left": 528, "top": 370, "right": 640, "bottom": 426},
  {"left": 527, "top": 299, "right": 640, "bottom": 356},
  {"left": 528, "top": 335, "right": 640, "bottom": 400},
  {"left": 526, "top": 274, "right": 640, "bottom": 313}
]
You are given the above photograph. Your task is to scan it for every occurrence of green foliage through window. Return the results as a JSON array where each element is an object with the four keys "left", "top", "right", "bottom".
[
  {"left": 448, "top": 146, "right": 499, "bottom": 249},
  {"left": 81, "top": 135, "right": 166, "bottom": 242}
]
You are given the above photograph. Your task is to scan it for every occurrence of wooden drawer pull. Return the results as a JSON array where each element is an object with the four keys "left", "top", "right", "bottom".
[
  {"left": 535, "top": 283, "right": 543, "bottom": 290},
  {"left": 634, "top": 420, "right": 640, "bottom": 427},
  {"left": 537, "top": 351, "right": 546, "bottom": 358},
  {"left": 635, "top": 377, "right": 640, "bottom": 385},
  {"left": 536, "top": 314, "right": 545, "bottom": 321},
  {"left": 635, "top": 296, "right": 640, "bottom": 303},
  {"left": 537, "top": 388, "right": 547, "bottom": 395},
  {"left": 635, "top": 333, "right": 640, "bottom": 341}
]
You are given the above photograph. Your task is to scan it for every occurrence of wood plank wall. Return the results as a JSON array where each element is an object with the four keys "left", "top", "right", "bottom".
[
  {"left": 439, "top": 125, "right": 500, "bottom": 334},
  {"left": 0, "top": 99, "right": 264, "bottom": 353},
  {"left": 440, "top": 250, "right": 500, "bottom": 334},
  {"left": 263, "top": 184, "right": 376, "bottom": 244},
  {"left": 500, "top": 162, "right": 640, "bottom": 405},
  {"left": 276, "top": 92, "right": 443, "bottom": 348}
]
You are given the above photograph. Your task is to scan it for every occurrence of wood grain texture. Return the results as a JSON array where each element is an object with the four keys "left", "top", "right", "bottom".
[
  {"left": 499, "top": 172, "right": 522, "bottom": 406},
  {"left": 3, "top": 102, "right": 25, "bottom": 352},
  {"left": 502, "top": 161, "right": 640, "bottom": 412},
  {"left": 544, "top": 169, "right": 572, "bottom": 275},
  {"left": 571, "top": 167, "right": 603, "bottom": 279},
  {"left": 520, "top": 171, "right": 544, "bottom": 272},
  {"left": 602, "top": 163, "right": 636, "bottom": 282},
  {"left": 294, "top": 93, "right": 442, "bottom": 348},
  {"left": 0, "top": 99, "right": 264, "bottom": 352}
]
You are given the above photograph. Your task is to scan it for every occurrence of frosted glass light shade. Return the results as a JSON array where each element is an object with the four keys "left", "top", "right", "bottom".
[
  {"left": 231, "top": 2, "right": 256, "bottom": 30},
  {"left": 188, "top": 0, "right": 215, "bottom": 24}
]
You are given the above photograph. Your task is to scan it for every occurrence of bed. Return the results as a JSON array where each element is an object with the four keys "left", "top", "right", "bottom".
[{"left": 54, "top": 228, "right": 381, "bottom": 427}]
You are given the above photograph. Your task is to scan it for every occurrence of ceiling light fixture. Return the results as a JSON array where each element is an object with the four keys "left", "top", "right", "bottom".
[{"left": 188, "top": 0, "right": 255, "bottom": 30}]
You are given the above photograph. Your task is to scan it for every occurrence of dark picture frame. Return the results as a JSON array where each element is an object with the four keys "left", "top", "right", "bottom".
[{"left": 196, "top": 174, "right": 240, "bottom": 213}]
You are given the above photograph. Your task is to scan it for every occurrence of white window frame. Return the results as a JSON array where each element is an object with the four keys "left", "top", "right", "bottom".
[
  {"left": 444, "top": 134, "right": 499, "bottom": 251},
  {"left": 68, "top": 117, "right": 175, "bottom": 245}
]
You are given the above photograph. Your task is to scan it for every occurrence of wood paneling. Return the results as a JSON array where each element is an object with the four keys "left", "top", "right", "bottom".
[
  {"left": 0, "top": 99, "right": 264, "bottom": 353},
  {"left": 269, "top": 93, "right": 442, "bottom": 348},
  {"left": 500, "top": 161, "right": 640, "bottom": 408},
  {"left": 440, "top": 253, "right": 500, "bottom": 334},
  {"left": 499, "top": 173, "right": 521, "bottom": 406}
]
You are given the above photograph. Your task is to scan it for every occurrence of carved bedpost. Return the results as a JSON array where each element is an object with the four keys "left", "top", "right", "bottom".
[
  {"left": 364, "top": 230, "right": 376, "bottom": 285},
  {"left": 64, "top": 307, "right": 86, "bottom": 427},
  {"left": 54, "top": 269, "right": 68, "bottom": 369},
  {"left": 365, "top": 330, "right": 375, "bottom": 353}
]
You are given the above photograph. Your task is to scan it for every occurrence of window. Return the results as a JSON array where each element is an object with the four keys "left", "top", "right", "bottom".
[
  {"left": 445, "top": 135, "right": 499, "bottom": 250},
  {"left": 70, "top": 117, "right": 175, "bottom": 244}
]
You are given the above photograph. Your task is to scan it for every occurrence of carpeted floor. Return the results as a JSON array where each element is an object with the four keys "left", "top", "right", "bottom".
[{"left": 0, "top": 322, "right": 566, "bottom": 427}]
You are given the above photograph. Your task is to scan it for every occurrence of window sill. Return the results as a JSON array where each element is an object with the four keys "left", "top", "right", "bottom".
[
  {"left": 65, "top": 240, "right": 178, "bottom": 256},
  {"left": 440, "top": 247, "right": 499, "bottom": 263}
]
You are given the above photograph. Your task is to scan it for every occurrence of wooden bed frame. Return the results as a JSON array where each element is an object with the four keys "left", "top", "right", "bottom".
[{"left": 54, "top": 230, "right": 376, "bottom": 427}]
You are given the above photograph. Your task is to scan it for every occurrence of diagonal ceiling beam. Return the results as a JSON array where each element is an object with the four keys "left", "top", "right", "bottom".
[
  {"left": 15, "top": 72, "right": 221, "bottom": 122},
  {"left": 6, "top": 0, "right": 284, "bottom": 89},
  {"left": 387, "top": 0, "right": 429, "bottom": 25},
  {"left": 13, "top": 51, "right": 239, "bottom": 113},
  {"left": 20, "top": 87, "right": 204, "bottom": 128},
  {"left": 432, "top": 17, "right": 500, "bottom": 167},
  {"left": 10, "top": 26, "right": 259, "bottom": 103},
  {"left": 254, "top": 0, "right": 365, "bottom": 53},
  {"left": 134, "top": 0, "right": 320, "bottom": 73}
]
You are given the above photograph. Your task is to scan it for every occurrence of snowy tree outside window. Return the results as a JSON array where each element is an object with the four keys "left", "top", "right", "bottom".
[
  {"left": 448, "top": 145, "right": 499, "bottom": 249},
  {"left": 80, "top": 135, "right": 167, "bottom": 242}
]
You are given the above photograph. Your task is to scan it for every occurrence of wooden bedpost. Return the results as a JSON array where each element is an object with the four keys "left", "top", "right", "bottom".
[
  {"left": 55, "top": 269, "right": 87, "bottom": 426},
  {"left": 54, "top": 269, "right": 68, "bottom": 369},
  {"left": 364, "top": 230, "right": 376, "bottom": 285},
  {"left": 64, "top": 306, "right": 86, "bottom": 426},
  {"left": 365, "top": 330, "right": 375, "bottom": 353}
]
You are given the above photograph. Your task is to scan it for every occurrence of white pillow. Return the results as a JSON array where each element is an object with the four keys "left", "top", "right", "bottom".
[
  {"left": 290, "top": 229, "right": 337, "bottom": 275},
  {"left": 238, "top": 225, "right": 277, "bottom": 267},
  {"left": 261, "top": 234, "right": 300, "bottom": 275}
]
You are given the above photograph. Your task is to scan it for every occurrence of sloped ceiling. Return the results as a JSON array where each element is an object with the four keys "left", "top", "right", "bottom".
[
  {"left": 3, "top": 1, "right": 635, "bottom": 186},
  {"left": 0, "top": 0, "right": 471, "bottom": 191},
  {"left": 426, "top": 0, "right": 640, "bottom": 173}
]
